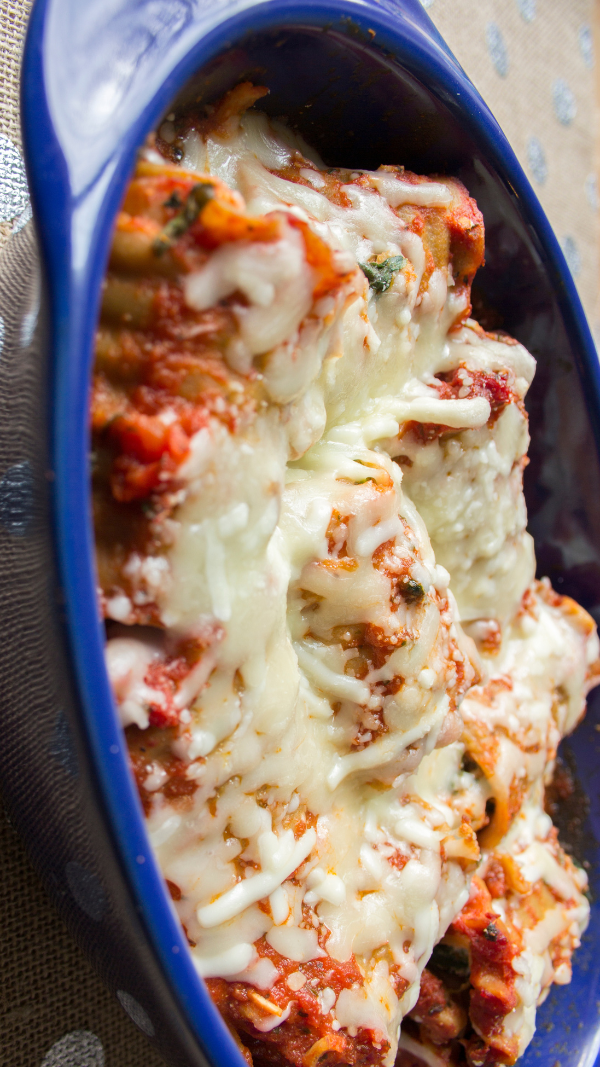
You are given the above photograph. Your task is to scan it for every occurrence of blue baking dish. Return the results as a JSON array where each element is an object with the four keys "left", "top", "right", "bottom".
[{"left": 0, "top": 0, "right": 597, "bottom": 1064}]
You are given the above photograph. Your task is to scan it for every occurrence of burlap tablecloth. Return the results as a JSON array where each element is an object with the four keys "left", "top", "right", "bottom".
[{"left": 0, "top": 1, "right": 597, "bottom": 1064}]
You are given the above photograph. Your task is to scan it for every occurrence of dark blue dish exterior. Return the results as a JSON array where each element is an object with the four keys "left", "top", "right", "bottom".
[{"left": 0, "top": 0, "right": 598, "bottom": 1064}]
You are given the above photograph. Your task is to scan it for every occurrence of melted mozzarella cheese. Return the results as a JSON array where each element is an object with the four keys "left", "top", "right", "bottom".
[
  {"left": 103, "top": 109, "right": 599, "bottom": 1064},
  {"left": 398, "top": 325, "right": 536, "bottom": 624},
  {"left": 489, "top": 784, "right": 589, "bottom": 1057}
]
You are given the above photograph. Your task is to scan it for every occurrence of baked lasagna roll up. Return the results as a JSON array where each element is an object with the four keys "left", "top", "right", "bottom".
[
  {"left": 94, "top": 90, "right": 482, "bottom": 1066},
  {"left": 93, "top": 86, "right": 600, "bottom": 1067}
]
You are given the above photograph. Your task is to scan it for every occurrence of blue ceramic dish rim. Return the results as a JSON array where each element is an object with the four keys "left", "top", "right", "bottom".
[{"left": 20, "top": 1, "right": 600, "bottom": 1064}]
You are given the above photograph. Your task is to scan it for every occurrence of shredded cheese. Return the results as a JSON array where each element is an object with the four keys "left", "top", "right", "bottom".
[{"left": 98, "top": 105, "right": 599, "bottom": 1066}]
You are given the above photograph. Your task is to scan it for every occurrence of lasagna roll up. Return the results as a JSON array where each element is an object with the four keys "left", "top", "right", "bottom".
[{"left": 93, "top": 86, "right": 600, "bottom": 1067}]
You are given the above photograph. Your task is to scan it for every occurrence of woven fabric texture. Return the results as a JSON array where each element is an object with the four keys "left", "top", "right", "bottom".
[
  {"left": 0, "top": 802, "right": 164, "bottom": 1062},
  {"left": 427, "top": 0, "right": 600, "bottom": 345},
  {"left": 0, "top": 0, "right": 30, "bottom": 244},
  {"left": 0, "top": 810, "right": 165, "bottom": 1067},
  {"left": 0, "top": 0, "right": 29, "bottom": 149},
  {"left": 0, "top": 1, "right": 598, "bottom": 1065}
]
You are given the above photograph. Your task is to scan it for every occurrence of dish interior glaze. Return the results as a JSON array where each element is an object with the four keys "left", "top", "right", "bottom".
[{"left": 15, "top": 2, "right": 600, "bottom": 1066}]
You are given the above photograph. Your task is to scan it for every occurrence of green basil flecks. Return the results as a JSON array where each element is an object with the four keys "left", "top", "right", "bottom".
[
  {"left": 153, "top": 183, "right": 215, "bottom": 256},
  {"left": 359, "top": 255, "right": 406, "bottom": 294},
  {"left": 163, "top": 191, "right": 183, "bottom": 210},
  {"left": 400, "top": 577, "right": 426, "bottom": 603}
]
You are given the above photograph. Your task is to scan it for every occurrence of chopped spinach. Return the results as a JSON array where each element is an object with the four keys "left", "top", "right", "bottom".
[
  {"left": 163, "top": 191, "right": 183, "bottom": 210},
  {"left": 359, "top": 255, "right": 406, "bottom": 294},
  {"left": 153, "top": 182, "right": 215, "bottom": 256},
  {"left": 400, "top": 577, "right": 426, "bottom": 603}
]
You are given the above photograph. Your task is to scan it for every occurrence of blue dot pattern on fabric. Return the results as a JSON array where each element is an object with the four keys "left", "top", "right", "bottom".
[
  {"left": 561, "top": 235, "right": 581, "bottom": 277},
  {"left": 585, "top": 174, "right": 598, "bottom": 213},
  {"left": 516, "top": 0, "right": 536, "bottom": 23},
  {"left": 41, "top": 1031, "right": 105, "bottom": 1067},
  {"left": 579, "top": 24, "right": 594, "bottom": 69},
  {"left": 486, "top": 22, "right": 509, "bottom": 78},
  {"left": 553, "top": 78, "right": 576, "bottom": 125},
  {"left": 116, "top": 991, "right": 155, "bottom": 1037},
  {"left": 527, "top": 137, "right": 547, "bottom": 185},
  {"left": 0, "top": 460, "right": 34, "bottom": 536},
  {"left": 51, "top": 709, "right": 79, "bottom": 779},
  {"left": 65, "top": 861, "right": 107, "bottom": 923}
]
